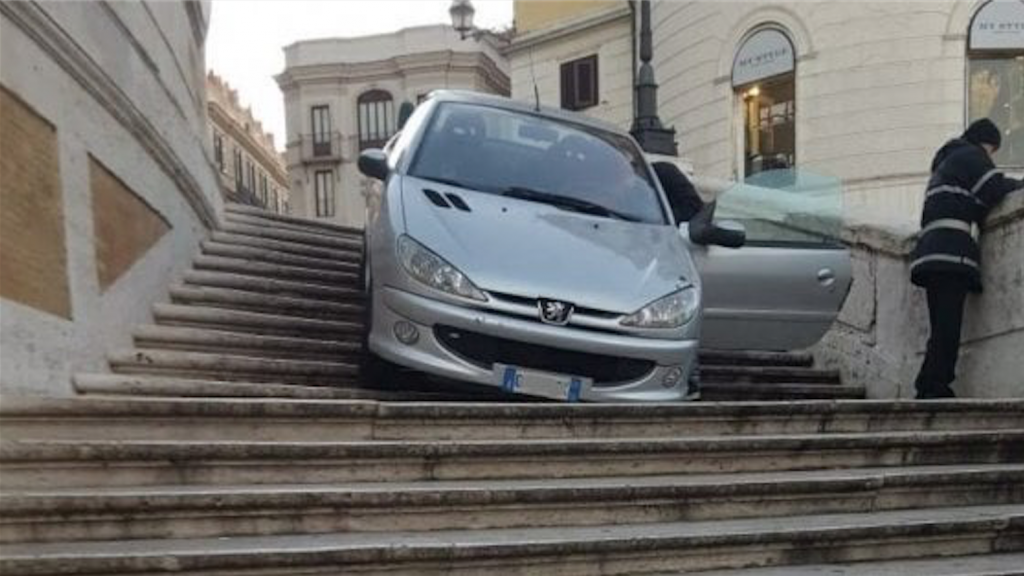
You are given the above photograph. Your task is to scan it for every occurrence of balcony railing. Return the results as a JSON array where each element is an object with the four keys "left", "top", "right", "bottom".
[{"left": 290, "top": 132, "right": 344, "bottom": 164}]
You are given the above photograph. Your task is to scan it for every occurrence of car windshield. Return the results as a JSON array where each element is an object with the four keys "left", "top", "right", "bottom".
[{"left": 408, "top": 102, "right": 666, "bottom": 224}]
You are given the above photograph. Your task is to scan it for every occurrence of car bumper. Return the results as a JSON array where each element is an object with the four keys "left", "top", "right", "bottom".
[{"left": 369, "top": 286, "right": 698, "bottom": 402}]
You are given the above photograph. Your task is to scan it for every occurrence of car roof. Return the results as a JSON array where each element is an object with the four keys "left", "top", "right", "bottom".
[{"left": 425, "top": 90, "right": 628, "bottom": 136}]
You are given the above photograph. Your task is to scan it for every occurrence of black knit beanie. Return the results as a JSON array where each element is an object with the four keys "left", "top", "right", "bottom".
[{"left": 963, "top": 118, "right": 1002, "bottom": 149}]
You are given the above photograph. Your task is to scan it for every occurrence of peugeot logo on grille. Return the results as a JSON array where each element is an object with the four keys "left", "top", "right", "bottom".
[{"left": 538, "top": 298, "right": 574, "bottom": 325}]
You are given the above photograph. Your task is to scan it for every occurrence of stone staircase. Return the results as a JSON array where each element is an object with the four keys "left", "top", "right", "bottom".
[
  {"left": 1, "top": 395, "right": 1022, "bottom": 573},
  {"left": 7, "top": 204, "right": 1022, "bottom": 573},
  {"left": 69, "top": 203, "right": 864, "bottom": 402}
]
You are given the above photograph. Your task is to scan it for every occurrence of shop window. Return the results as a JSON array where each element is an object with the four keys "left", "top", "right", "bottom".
[
  {"left": 732, "top": 27, "right": 797, "bottom": 178},
  {"left": 314, "top": 170, "right": 335, "bottom": 218},
  {"left": 968, "top": 0, "right": 1024, "bottom": 167},
  {"left": 560, "top": 55, "right": 598, "bottom": 111},
  {"left": 739, "top": 77, "right": 796, "bottom": 177},
  {"left": 358, "top": 90, "right": 395, "bottom": 150}
]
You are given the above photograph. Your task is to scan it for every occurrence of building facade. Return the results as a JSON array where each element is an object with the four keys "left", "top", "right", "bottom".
[
  {"left": 276, "top": 24, "right": 510, "bottom": 228},
  {"left": 207, "top": 72, "right": 289, "bottom": 213},
  {"left": 1, "top": 1, "right": 221, "bottom": 396},
  {"left": 508, "top": 0, "right": 1023, "bottom": 398}
]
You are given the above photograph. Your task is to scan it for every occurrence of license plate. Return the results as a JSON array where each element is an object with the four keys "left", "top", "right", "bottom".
[{"left": 494, "top": 364, "right": 590, "bottom": 402}]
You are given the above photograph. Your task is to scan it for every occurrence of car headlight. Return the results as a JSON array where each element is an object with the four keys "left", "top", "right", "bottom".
[
  {"left": 621, "top": 287, "right": 699, "bottom": 329},
  {"left": 397, "top": 235, "right": 486, "bottom": 301}
]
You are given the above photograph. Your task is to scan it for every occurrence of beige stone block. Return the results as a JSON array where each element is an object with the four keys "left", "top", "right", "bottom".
[
  {"left": 90, "top": 156, "right": 171, "bottom": 291},
  {"left": 0, "top": 85, "right": 70, "bottom": 319}
]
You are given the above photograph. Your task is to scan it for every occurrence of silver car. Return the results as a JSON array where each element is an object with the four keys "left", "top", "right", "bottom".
[{"left": 358, "top": 91, "right": 851, "bottom": 402}]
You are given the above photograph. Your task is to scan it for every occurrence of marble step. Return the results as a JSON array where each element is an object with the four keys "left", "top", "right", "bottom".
[
  {"left": 210, "top": 230, "right": 360, "bottom": 262},
  {"left": 5, "top": 396, "right": 1023, "bottom": 443},
  {"left": 169, "top": 285, "right": 364, "bottom": 320},
  {"left": 698, "top": 350, "right": 814, "bottom": 367},
  {"left": 107, "top": 349, "right": 359, "bottom": 385},
  {"left": 2, "top": 465, "right": 1020, "bottom": 543},
  {"left": 3, "top": 429, "right": 1021, "bottom": 489},
  {"left": 686, "top": 552, "right": 1024, "bottom": 576},
  {"left": 221, "top": 221, "right": 360, "bottom": 252},
  {"left": 1, "top": 505, "right": 1021, "bottom": 575},
  {"left": 191, "top": 255, "right": 358, "bottom": 287},
  {"left": 133, "top": 325, "right": 362, "bottom": 361},
  {"left": 224, "top": 203, "right": 362, "bottom": 237},
  {"left": 183, "top": 270, "right": 364, "bottom": 301},
  {"left": 152, "top": 303, "right": 363, "bottom": 339},
  {"left": 701, "top": 382, "right": 866, "bottom": 400},
  {"left": 201, "top": 240, "right": 360, "bottom": 273},
  {"left": 701, "top": 365, "right": 842, "bottom": 384}
]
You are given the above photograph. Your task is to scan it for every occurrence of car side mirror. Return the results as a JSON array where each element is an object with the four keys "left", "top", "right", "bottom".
[
  {"left": 688, "top": 201, "right": 746, "bottom": 248},
  {"left": 358, "top": 149, "right": 389, "bottom": 181}
]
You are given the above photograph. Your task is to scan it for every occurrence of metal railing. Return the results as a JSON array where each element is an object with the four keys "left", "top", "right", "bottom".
[{"left": 290, "top": 132, "right": 344, "bottom": 164}]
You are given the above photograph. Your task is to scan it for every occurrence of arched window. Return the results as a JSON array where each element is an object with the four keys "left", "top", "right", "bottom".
[
  {"left": 968, "top": 0, "right": 1024, "bottom": 168},
  {"left": 732, "top": 27, "right": 796, "bottom": 178},
  {"left": 357, "top": 90, "right": 395, "bottom": 150}
]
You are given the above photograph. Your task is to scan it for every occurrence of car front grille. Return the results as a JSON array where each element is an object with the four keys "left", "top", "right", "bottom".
[{"left": 434, "top": 325, "right": 655, "bottom": 386}]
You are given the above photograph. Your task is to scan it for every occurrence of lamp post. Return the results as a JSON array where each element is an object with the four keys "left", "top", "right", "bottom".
[
  {"left": 630, "top": 0, "right": 677, "bottom": 156},
  {"left": 449, "top": 0, "right": 477, "bottom": 40}
]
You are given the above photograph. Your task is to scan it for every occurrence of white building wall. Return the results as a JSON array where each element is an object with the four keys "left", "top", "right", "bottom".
[
  {"left": 278, "top": 25, "right": 510, "bottom": 229},
  {"left": 508, "top": 8, "right": 634, "bottom": 129},
  {"left": 0, "top": 1, "right": 218, "bottom": 397},
  {"left": 648, "top": 0, "right": 973, "bottom": 233}
]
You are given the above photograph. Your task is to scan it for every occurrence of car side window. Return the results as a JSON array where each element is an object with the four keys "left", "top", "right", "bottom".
[{"left": 716, "top": 168, "right": 844, "bottom": 247}]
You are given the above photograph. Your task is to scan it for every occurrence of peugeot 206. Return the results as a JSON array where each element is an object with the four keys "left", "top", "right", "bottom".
[{"left": 357, "top": 91, "right": 851, "bottom": 402}]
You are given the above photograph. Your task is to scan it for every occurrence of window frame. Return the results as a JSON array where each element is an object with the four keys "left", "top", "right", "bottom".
[
  {"left": 314, "top": 169, "right": 335, "bottom": 218},
  {"left": 310, "top": 105, "right": 332, "bottom": 156},
  {"left": 560, "top": 55, "right": 599, "bottom": 111},
  {"left": 357, "top": 90, "right": 395, "bottom": 150}
]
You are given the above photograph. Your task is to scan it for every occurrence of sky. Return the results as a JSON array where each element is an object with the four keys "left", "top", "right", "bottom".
[{"left": 206, "top": 0, "right": 514, "bottom": 151}]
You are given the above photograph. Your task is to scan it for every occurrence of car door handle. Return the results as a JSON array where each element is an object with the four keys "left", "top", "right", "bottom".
[{"left": 817, "top": 268, "right": 836, "bottom": 287}]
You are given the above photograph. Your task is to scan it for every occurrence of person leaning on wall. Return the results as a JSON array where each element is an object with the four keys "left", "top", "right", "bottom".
[{"left": 909, "top": 118, "right": 1023, "bottom": 399}]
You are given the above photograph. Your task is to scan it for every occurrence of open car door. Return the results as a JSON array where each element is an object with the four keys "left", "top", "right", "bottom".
[{"left": 683, "top": 169, "right": 852, "bottom": 351}]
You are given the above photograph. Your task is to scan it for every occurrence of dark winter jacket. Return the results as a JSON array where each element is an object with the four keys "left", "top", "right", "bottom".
[
  {"left": 652, "top": 162, "right": 704, "bottom": 225},
  {"left": 910, "top": 138, "right": 1022, "bottom": 291}
]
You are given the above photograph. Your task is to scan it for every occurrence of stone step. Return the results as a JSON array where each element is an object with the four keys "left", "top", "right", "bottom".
[
  {"left": 152, "top": 303, "right": 363, "bottom": 339},
  {"left": 210, "top": 231, "right": 360, "bottom": 263},
  {"left": 72, "top": 374, "right": 369, "bottom": 400},
  {"left": 201, "top": 240, "right": 360, "bottom": 273},
  {"left": 70, "top": 375, "right": 470, "bottom": 403},
  {"left": 183, "top": 269, "right": 363, "bottom": 302},
  {"left": 221, "top": 221, "right": 360, "bottom": 252},
  {"left": 5, "top": 396, "right": 1024, "bottom": 442},
  {"left": 107, "top": 349, "right": 359, "bottom": 385},
  {"left": 698, "top": 350, "right": 814, "bottom": 368},
  {"left": 1, "top": 505, "right": 1020, "bottom": 575},
  {"left": 2, "top": 464, "right": 1020, "bottom": 544},
  {"left": 3, "top": 430, "right": 1021, "bottom": 489},
  {"left": 688, "top": 553, "right": 1024, "bottom": 576},
  {"left": 169, "top": 285, "right": 364, "bottom": 320},
  {"left": 702, "top": 365, "right": 842, "bottom": 384},
  {"left": 210, "top": 230, "right": 361, "bottom": 262},
  {"left": 192, "top": 254, "right": 359, "bottom": 288},
  {"left": 133, "top": 325, "right": 363, "bottom": 361},
  {"left": 702, "top": 383, "right": 866, "bottom": 401},
  {"left": 225, "top": 212, "right": 362, "bottom": 242},
  {"left": 225, "top": 203, "right": 362, "bottom": 237}
]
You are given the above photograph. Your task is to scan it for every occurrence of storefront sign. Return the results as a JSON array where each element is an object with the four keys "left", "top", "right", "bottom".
[
  {"left": 970, "top": 0, "right": 1024, "bottom": 50},
  {"left": 732, "top": 28, "right": 795, "bottom": 87}
]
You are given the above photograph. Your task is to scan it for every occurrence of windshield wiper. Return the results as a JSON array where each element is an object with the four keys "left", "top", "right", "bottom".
[{"left": 501, "top": 186, "right": 640, "bottom": 222}]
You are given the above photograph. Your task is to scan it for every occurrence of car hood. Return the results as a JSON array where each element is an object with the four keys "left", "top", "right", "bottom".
[{"left": 400, "top": 176, "right": 697, "bottom": 314}]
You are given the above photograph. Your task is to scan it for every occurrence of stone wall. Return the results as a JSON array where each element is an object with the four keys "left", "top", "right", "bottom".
[
  {"left": 0, "top": 1, "right": 218, "bottom": 397},
  {"left": 813, "top": 191, "right": 1023, "bottom": 398}
]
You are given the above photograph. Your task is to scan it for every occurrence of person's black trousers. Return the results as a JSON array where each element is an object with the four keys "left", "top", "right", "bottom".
[{"left": 914, "top": 277, "right": 970, "bottom": 399}]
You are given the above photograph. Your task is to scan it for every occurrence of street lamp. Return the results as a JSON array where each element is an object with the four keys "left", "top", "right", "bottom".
[{"left": 449, "top": 0, "right": 476, "bottom": 40}]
